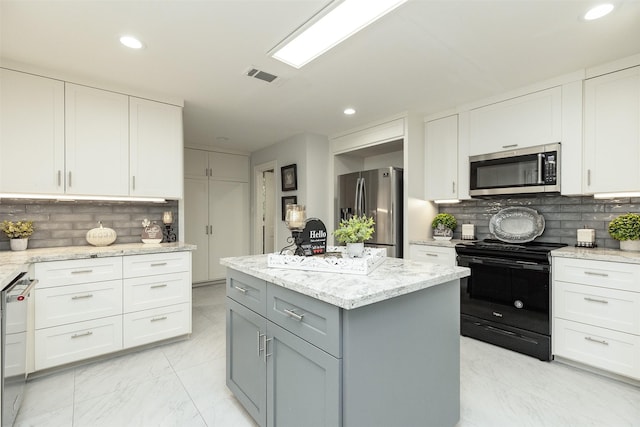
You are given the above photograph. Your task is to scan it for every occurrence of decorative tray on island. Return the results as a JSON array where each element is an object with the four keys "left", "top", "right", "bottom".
[{"left": 267, "top": 246, "right": 386, "bottom": 275}]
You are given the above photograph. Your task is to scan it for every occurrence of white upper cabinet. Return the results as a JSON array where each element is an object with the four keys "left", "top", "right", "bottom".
[
  {"left": 425, "top": 115, "right": 459, "bottom": 201},
  {"left": 0, "top": 69, "right": 64, "bottom": 194},
  {"left": 209, "top": 151, "right": 249, "bottom": 182},
  {"left": 468, "top": 87, "right": 562, "bottom": 156},
  {"left": 583, "top": 66, "right": 640, "bottom": 194},
  {"left": 65, "top": 83, "right": 129, "bottom": 196},
  {"left": 130, "top": 97, "right": 184, "bottom": 198}
]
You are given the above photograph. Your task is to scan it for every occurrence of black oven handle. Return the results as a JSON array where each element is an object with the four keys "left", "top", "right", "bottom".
[{"left": 459, "top": 256, "right": 548, "bottom": 272}]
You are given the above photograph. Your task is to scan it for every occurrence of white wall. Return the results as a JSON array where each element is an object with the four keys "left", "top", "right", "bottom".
[{"left": 250, "top": 133, "right": 330, "bottom": 253}]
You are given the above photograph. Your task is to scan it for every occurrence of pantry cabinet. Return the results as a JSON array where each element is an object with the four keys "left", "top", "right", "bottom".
[
  {"left": 65, "top": 83, "right": 130, "bottom": 196},
  {"left": 425, "top": 115, "right": 459, "bottom": 201},
  {"left": 0, "top": 69, "right": 64, "bottom": 194},
  {"left": 552, "top": 257, "right": 640, "bottom": 380},
  {"left": 583, "top": 66, "right": 640, "bottom": 194},
  {"left": 184, "top": 148, "right": 249, "bottom": 283},
  {"left": 468, "top": 87, "right": 562, "bottom": 156},
  {"left": 0, "top": 68, "right": 183, "bottom": 199}
]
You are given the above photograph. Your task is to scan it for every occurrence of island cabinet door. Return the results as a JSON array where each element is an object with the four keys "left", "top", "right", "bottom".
[
  {"left": 226, "top": 298, "right": 267, "bottom": 426},
  {"left": 266, "top": 320, "right": 341, "bottom": 427}
]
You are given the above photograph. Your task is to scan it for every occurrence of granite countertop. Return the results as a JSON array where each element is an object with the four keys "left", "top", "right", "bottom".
[
  {"left": 409, "top": 239, "right": 471, "bottom": 248},
  {"left": 220, "top": 254, "right": 470, "bottom": 310},
  {"left": 0, "top": 242, "right": 196, "bottom": 289},
  {"left": 551, "top": 246, "right": 640, "bottom": 264}
]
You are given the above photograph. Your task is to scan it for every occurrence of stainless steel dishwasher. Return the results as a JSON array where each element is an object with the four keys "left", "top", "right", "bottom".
[{"left": 2, "top": 271, "right": 37, "bottom": 427}]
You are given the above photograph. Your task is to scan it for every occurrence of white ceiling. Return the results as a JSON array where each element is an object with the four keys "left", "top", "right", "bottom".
[{"left": 2, "top": 0, "right": 640, "bottom": 154}]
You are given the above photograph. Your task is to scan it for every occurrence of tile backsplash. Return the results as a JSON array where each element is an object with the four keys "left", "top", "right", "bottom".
[
  {"left": 0, "top": 199, "right": 178, "bottom": 250},
  {"left": 437, "top": 195, "right": 640, "bottom": 249}
]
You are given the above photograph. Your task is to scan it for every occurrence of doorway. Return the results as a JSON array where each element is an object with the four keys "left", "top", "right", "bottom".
[{"left": 254, "top": 161, "right": 276, "bottom": 254}]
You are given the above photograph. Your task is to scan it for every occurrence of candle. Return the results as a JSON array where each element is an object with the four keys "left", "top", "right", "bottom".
[
  {"left": 286, "top": 205, "right": 306, "bottom": 230},
  {"left": 163, "top": 211, "right": 174, "bottom": 224}
]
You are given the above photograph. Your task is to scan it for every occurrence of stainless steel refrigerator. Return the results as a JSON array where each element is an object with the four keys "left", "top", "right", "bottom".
[{"left": 337, "top": 167, "right": 403, "bottom": 257}]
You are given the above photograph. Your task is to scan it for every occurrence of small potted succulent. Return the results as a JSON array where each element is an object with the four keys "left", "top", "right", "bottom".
[
  {"left": 333, "top": 215, "right": 375, "bottom": 257},
  {"left": 432, "top": 213, "right": 457, "bottom": 241},
  {"left": 608, "top": 213, "right": 640, "bottom": 251},
  {"left": 1, "top": 220, "right": 35, "bottom": 251}
]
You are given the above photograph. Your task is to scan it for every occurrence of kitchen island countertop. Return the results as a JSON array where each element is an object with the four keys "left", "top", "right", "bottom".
[
  {"left": 221, "top": 254, "right": 469, "bottom": 310},
  {"left": 0, "top": 242, "right": 196, "bottom": 289}
]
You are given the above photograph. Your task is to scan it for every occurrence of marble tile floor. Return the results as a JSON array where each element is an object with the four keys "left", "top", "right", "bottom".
[{"left": 15, "top": 283, "right": 640, "bottom": 427}]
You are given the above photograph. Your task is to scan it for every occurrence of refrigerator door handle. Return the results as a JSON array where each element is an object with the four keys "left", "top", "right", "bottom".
[
  {"left": 354, "top": 178, "right": 361, "bottom": 217},
  {"left": 360, "top": 177, "right": 366, "bottom": 217}
]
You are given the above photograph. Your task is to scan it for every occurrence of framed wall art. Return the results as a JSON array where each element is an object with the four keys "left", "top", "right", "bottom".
[
  {"left": 281, "top": 195, "right": 298, "bottom": 221},
  {"left": 281, "top": 164, "right": 297, "bottom": 191}
]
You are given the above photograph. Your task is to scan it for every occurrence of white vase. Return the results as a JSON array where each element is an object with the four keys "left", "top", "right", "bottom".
[
  {"left": 346, "top": 242, "right": 365, "bottom": 258},
  {"left": 619, "top": 240, "right": 640, "bottom": 252},
  {"left": 10, "top": 238, "right": 29, "bottom": 251}
]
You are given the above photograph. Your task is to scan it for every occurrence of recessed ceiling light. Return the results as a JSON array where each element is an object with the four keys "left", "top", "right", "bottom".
[
  {"left": 271, "top": 0, "right": 408, "bottom": 68},
  {"left": 120, "top": 35, "right": 144, "bottom": 49},
  {"left": 344, "top": 108, "right": 356, "bottom": 115},
  {"left": 584, "top": 3, "right": 614, "bottom": 20}
]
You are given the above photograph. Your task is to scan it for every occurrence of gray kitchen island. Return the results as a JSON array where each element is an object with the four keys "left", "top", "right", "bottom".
[{"left": 220, "top": 254, "right": 470, "bottom": 427}]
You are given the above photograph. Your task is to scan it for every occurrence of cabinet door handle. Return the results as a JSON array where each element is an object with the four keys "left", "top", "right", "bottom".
[
  {"left": 150, "top": 262, "right": 167, "bottom": 267},
  {"left": 150, "top": 284, "right": 168, "bottom": 289},
  {"left": 205, "top": 225, "right": 209, "bottom": 235},
  {"left": 71, "top": 331, "right": 93, "bottom": 339},
  {"left": 587, "top": 169, "right": 591, "bottom": 186},
  {"left": 132, "top": 175, "right": 136, "bottom": 190},
  {"left": 257, "top": 331, "right": 265, "bottom": 357},
  {"left": 71, "top": 269, "right": 93, "bottom": 274},
  {"left": 58, "top": 170, "right": 62, "bottom": 186},
  {"left": 71, "top": 294, "right": 94, "bottom": 300},
  {"left": 584, "top": 297, "right": 608, "bottom": 304},
  {"left": 452, "top": 181, "right": 456, "bottom": 194},
  {"left": 209, "top": 225, "right": 213, "bottom": 235},
  {"left": 151, "top": 316, "right": 167, "bottom": 322},
  {"left": 68, "top": 171, "right": 72, "bottom": 187},
  {"left": 233, "top": 286, "right": 248, "bottom": 294},
  {"left": 264, "top": 337, "right": 272, "bottom": 363},
  {"left": 502, "top": 144, "right": 518, "bottom": 149},
  {"left": 584, "top": 271, "right": 608, "bottom": 277},
  {"left": 283, "top": 308, "right": 304, "bottom": 321},
  {"left": 584, "top": 336, "right": 608, "bottom": 345}
]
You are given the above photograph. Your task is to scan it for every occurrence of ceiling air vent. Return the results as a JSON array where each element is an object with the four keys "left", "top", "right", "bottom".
[{"left": 245, "top": 67, "right": 278, "bottom": 83}]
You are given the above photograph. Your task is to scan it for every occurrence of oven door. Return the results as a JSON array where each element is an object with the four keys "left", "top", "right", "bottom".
[{"left": 458, "top": 255, "right": 550, "bottom": 335}]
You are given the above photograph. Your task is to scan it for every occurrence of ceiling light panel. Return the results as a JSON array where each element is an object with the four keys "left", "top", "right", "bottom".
[
  {"left": 584, "top": 3, "right": 614, "bottom": 20},
  {"left": 120, "top": 35, "right": 144, "bottom": 49},
  {"left": 272, "top": 0, "right": 408, "bottom": 68}
]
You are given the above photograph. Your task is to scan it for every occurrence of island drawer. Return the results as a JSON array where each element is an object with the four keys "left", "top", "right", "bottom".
[
  {"left": 35, "top": 279, "right": 123, "bottom": 329},
  {"left": 123, "top": 272, "right": 190, "bottom": 313},
  {"left": 267, "top": 283, "right": 341, "bottom": 357},
  {"left": 123, "top": 302, "right": 191, "bottom": 348},
  {"left": 123, "top": 252, "right": 190, "bottom": 278},
  {"left": 227, "top": 269, "right": 266, "bottom": 316},
  {"left": 409, "top": 244, "right": 456, "bottom": 266},
  {"left": 555, "top": 281, "right": 640, "bottom": 335},
  {"left": 553, "top": 258, "right": 640, "bottom": 293},
  {"left": 35, "top": 257, "right": 123, "bottom": 288}
]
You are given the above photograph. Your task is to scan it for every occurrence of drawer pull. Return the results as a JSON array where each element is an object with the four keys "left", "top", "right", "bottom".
[
  {"left": 423, "top": 253, "right": 438, "bottom": 257},
  {"left": 584, "top": 271, "right": 609, "bottom": 277},
  {"left": 71, "top": 294, "right": 94, "bottom": 300},
  {"left": 71, "top": 331, "right": 93, "bottom": 339},
  {"left": 234, "top": 286, "right": 248, "bottom": 294},
  {"left": 283, "top": 308, "right": 304, "bottom": 321},
  {"left": 584, "top": 297, "right": 608, "bottom": 304},
  {"left": 71, "top": 269, "right": 93, "bottom": 274},
  {"left": 584, "top": 336, "right": 609, "bottom": 346},
  {"left": 151, "top": 316, "right": 167, "bottom": 322},
  {"left": 150, "top": 284, "right": 168, "bottom": 289},
  {"left": 502, "top": 144, "right": 518, "bottom": 149},
  {"left": 150, "top": 262, "right": 168, "bottom": 267}
]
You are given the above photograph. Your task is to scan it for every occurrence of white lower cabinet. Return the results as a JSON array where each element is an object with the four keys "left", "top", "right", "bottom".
[
  {"left": 409, "top": 244, "right": 456, "bottom": 266},
  {"left": 552, "top": 257, "right": 640, "bottom": 380},
  {"left": 35, "top": 316, "right": 123, "bottom": 370},
  {"left": 33, "top": 251, "right": 192, "bottom": 371}
]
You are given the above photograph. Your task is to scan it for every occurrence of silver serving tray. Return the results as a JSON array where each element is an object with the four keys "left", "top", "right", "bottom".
[{"left": 489, "top": 207, "right": 545, "bottom": 243}]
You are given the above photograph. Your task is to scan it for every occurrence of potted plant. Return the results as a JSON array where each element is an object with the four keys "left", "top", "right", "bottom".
[
  {"left": 608, "top": 213, "right": 640, "bottom": 251},
  {"left": 432, "top": 213, "right": 457, "bottom": 241},
  {"left": 333, "top": 215, "right": 375, "bottom": 257},
  {"left": 1, "top": 220, "right": 35, "bottom": 251}
]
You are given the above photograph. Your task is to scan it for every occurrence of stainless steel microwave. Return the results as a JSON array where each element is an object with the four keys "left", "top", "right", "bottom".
[{"left": 469, "top": 143, "right": 560, "bottom": 197}]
